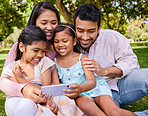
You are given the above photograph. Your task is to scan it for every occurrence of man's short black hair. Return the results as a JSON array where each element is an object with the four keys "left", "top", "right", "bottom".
[{"left": 74, "top": 3, "right": 101, "bottom": 28}]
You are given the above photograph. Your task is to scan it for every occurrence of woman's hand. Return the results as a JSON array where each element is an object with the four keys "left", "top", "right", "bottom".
[
  {"left": 63, "top": 83, "right": 81, "bottom": 99},
  {"left": 46, "top": 94, "right": 59, "bottom": 114},
  {"left": 22, "top": 84, "right": 47, "bottom": 103}
]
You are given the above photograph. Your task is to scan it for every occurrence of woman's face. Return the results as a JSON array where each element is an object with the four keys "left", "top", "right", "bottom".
[{"left": 36, "top": 9, "right": 58, "bottom": 41}]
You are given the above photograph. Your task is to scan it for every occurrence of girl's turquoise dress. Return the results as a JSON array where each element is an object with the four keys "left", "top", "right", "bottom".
[{"left": 54, "top": 54, "right": 112, "bottom": 98}]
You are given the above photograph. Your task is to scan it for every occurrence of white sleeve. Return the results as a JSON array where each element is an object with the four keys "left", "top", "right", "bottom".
[
  {"left": 39, "top": 57, "right": 55, "bottom": 74},
  {"left": 112, "top": 31, "right": 140, "bottom": 77}
]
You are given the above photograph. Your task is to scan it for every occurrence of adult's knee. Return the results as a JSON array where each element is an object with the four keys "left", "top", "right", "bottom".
[
  {"left": 120, "top": 68, "right": 148, "bottom": 89},
  {"left": 132, "top": 68, "right": 148, "bottom": 80},
  {"left": 133, "top": 69, "right": 148, "bottom": 91}
]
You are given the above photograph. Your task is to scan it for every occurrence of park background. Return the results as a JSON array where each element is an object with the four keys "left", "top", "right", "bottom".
[{"left": 0, "top": 0, "right": 148, "bottom": 115}]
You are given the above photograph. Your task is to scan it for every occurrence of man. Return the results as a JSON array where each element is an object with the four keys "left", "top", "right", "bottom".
[{"left": 74, "top": 3, "right": 148, "bottom": 109}]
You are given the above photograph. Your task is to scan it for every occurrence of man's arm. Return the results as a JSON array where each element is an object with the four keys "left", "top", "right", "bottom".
[
  {"left": 83, "top": 57, "right": 122, "bottom": 78},
  {"left": 83, "top": 30, "right": 139, "bottom": 78}
]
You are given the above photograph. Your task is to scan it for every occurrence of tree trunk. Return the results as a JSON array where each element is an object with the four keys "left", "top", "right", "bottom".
[
  {"left": 4, "top": 39, "right": 7, "bottom": 48},
  {"left": 56, "top": 0, "right": 73, "bottom": 24}
]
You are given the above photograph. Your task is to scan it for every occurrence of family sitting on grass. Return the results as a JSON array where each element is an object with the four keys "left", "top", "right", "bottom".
[{"left": 0, "top": 1, "right": 148, "bottom": 116}]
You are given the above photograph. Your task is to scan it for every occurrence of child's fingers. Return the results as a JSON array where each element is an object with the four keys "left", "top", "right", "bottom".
[
  {"left": 46, "top": 95, "right": 54, "bottom": 106},
  {"left": 12, "top": 65, "right": 17, "bottom": 72},
  {"left": 52, "top": 104, "right": 59, "bottom": 114},
  {"left": 47, "top": 94, "right": 52, "bottom": 100},
  {"left": 13, "top": 64, "right": 21, "bottom": 72},
  {"left": 39, "top": 92, "right": 46, "bottom": 98},
  {"left": 69, "top": 83, "right": 79, "bottom": 88},
  {"left": 63, "top": 84, "right": 80, "bottom": 99},
  {"left": 47, "top": 99, "right": 53, "bottom": 107},
  {"left": 18, "top": 64, "right": 22, "bottom": 69},
  {"left": 63, "top": 92, "right": 77, "bottom": 99},
  {"left": 16, "top": 64, "right": 28, "bottom": 77},
  {"left": 47, "top": 103, "right": 58, "bottom": 114},
  {"left": 63, "top": 84, "right": 80, "bottom": 94},
  {"left": 47, "top": 104, "right": 54, "bottom": 112},
  {"left": 63, "top": 88, "right": 74, "bottom": 93},
  {"left": 22, "top": 71, "right": 28, "bottom": 77}
]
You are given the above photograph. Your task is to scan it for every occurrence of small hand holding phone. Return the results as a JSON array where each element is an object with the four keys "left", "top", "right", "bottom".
[{"left": 41, "top": 83, "right": 73, "bottom": 97}]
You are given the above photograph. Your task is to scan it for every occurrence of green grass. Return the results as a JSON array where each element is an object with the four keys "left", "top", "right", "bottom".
[
  {"left": 133, "top": 47, "right": 148, "bottom": 68},
  {"left": 0, "top": 47, "right": 148, "bottom": 115},
  {"left": 120, "top": 47, "right": 148, "bottom": 111},
  {"left": 0, "top": 49, "right": 9, "bottom": 116}
]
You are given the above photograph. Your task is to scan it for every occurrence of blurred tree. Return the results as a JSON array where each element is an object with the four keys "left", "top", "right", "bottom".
[
  {"left": 1, "top": 0, "right": 147, "bottom": 43},
  {"left": 55, "top": 0, "right": 148, "bottom": 34},
  {"left": 0, "top": 0, "right": 27, "bottom": 42},
  {"left": 125, "top": 18, "right": 148, "bottom": 41}
]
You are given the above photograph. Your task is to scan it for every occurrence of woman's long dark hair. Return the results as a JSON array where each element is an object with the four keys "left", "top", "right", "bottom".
[
  {"left": 15, "top": 25, "right": 47, "bottom": 61},
  {"left": 27, "top": 1, "right": 60, "bottom": 26}
]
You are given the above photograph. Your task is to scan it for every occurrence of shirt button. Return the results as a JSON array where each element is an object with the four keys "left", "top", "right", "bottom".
[
  {"left": 67, "top": 69, "right": 69, "bottom": 71},
  {"left": 78, "top": 73, "right": 81, "bottom": 75},
  {"left": 68, "top": 78, "right": 71, "bottom": 80}
]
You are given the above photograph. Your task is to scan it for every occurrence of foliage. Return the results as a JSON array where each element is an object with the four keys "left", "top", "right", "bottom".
[
  {"left": 1, "top": 0, "right": 147, "bottom": 40},
  {"left": 0, "top": 49, "right": 9, "bottom": 75},
  {"left": 55, "top": 0, "right": 148, "bottom": 34},
  {"left": 0, "top": 0, "right": 27, "bottom": 41},
  {"left": 125, "top": 19, "right": 148, "bottom": 41},
  {"left": 139, "top": 33, "right": 148, "bottom": 41}
]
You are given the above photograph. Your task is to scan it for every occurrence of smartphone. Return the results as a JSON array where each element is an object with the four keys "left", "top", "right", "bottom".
[{"left": 41, "top": 83, "right": 73, "bottom": 97}]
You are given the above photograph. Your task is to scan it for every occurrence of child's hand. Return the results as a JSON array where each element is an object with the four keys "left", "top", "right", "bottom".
[
  {"left": 12, "top": 64, "right": 23, "bottom": 81},
  {"left": 46, "top": 94, "right": 59, "bottom": 114},
  {"left": 63, "top": 83, "right": 81, "bottom": 99}
]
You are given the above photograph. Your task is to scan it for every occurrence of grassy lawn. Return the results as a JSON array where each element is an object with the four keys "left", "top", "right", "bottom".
[
  {"left": 0, "top": 49, "right": 9, "bottom": 116},
  {"left": 0, "top": 47, "right": 148, "bottom": 115},
  {"left": 121, "top": 47, "right": 148, "bottom": 111}
]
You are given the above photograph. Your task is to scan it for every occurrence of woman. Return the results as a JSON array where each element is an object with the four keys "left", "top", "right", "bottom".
[
  {"left": 4, "top": 1, "right": 60, "bottom": 68},
  {"left": 0, "top": 1, "right": 60, "bottom": 115}
]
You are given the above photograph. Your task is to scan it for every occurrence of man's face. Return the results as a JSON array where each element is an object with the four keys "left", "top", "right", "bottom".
[{"left": 75, "top": 17, "right": 100, "bottom": 52}]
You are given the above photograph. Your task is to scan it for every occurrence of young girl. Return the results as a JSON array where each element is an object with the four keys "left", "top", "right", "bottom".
[
  {"left": 0, "top": 2, "right": 60, "bottom": 115},
  {"left": 51, "top": 23, "right": 137, "bottom": 116},
  {"left": 1, "top": 25, "right": 83, "bottom": 116}
]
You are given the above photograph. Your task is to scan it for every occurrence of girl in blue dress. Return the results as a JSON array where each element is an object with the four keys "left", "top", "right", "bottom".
[{"left": 51, "top": 23, "right": 136, "bottom": 116}]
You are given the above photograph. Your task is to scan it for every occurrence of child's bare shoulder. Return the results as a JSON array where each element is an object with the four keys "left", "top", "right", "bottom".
[
  {"left": 80, "top": 54, "right": 88, "bottom": 63},
  {"left": 81, "top": 54, "right": 88, "bottom": 59}
]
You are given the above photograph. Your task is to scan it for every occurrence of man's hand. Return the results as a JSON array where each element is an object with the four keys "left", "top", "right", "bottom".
[
  {"left": 83, "top": 57, "right": 122, "bottom": 77},
  {"left": 63, "top": 83, "right": 81, "bottom": 99},
  {"left": 83, "top": 57, "right": 107, "bottom": 76}
]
